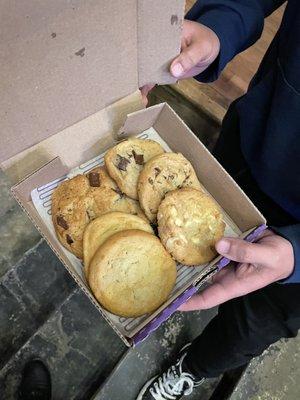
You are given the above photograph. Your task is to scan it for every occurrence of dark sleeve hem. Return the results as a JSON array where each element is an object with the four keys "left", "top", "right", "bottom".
[
  {"left": 271, "top": 225, "right": 300, "bottom": 284},
  {"left": 185, "top": 2, "right": 265, "bottom": 82}
]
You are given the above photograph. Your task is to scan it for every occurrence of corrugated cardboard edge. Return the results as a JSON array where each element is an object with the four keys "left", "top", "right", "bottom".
[{"left": 119, "top": 103, "right": 166, "bottom": 137}]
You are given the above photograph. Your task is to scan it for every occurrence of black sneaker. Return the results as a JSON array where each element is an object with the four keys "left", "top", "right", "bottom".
[
  {"left": 137, "top": 344, "right": 204, "bottom": 400},
  {"left": 18, "top": 359, "right": 51, "bottom": 400}
]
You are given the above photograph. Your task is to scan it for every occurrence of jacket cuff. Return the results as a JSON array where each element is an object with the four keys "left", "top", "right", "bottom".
[
  {"left": 186, "top": 2, "right": 264, "bottom": 82},
  {"left": 272, "top": 225, "right": 300, "bottom": 284},
  {"left": 187, "top": 11, "right": 236, "bottom": 82}
]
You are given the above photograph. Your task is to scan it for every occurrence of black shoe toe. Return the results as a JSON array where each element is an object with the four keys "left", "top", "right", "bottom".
[{"left": 19, "top": 359, "right": 51, "bottom": 400}]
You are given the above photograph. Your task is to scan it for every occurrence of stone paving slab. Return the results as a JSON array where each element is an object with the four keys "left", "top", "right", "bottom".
[
  {"left": 0, "top": 171, "right": 41, "bottom": 278},
  {"left": 93, "top": 309, "right": 220, "bottom": 400},
  {"left": 0, "top": 240, "right": 75, "bottom": 370},
  {"left": 230, "top": 336, "right": 300, "bottom": 400},
  {"left": 0, "top": 207, "right": 41, "bottom": 277},
  {"left": 0, "top": 170, "right": 14, "bottom": 218},
  {"left": 0, "top": 287, "right": 126, "bottom": 400}
]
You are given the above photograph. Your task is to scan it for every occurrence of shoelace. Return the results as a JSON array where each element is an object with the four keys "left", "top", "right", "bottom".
[{"left": 149, "top": 355, "right": 195, "bottom": 400}]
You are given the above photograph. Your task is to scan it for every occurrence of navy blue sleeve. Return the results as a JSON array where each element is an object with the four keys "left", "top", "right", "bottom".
[
  {"left": 272, "top": 224, "right": 300, "bottom": 284},
  {"left": 186, "top": 0, "right": 286, "bottom": 82}
]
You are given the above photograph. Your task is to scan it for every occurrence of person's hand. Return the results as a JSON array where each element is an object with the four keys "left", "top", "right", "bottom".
[
  {"left": 140, "top": 84, "right": 155, "bottom": 106},
  {"left": 170, "top": 19, "right": 220, "bottom": 79},
  {"left": 140, "top": 19, "right": 220, "bottom": 105},
  {"left": 179, "top": 230, "right": 294, "bottom": 311}
]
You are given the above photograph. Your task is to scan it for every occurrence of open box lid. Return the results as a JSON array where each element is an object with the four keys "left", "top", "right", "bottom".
[{"left": 0, "top": 0, "right": 184, "bottom": 164}]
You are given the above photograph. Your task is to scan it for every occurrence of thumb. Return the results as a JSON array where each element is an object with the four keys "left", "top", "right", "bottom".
[
  {"left": 215, "top": 237, "right": 272, "bottom": 265},
  {"left": 170, "top": 41, "right": 209, "bottom": 78}
]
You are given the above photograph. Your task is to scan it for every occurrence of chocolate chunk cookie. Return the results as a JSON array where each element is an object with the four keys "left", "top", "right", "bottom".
[
  {"left": 138, "top": 152, "right": 203, "bottom": 222},
  {"left": 52, "top": 166, "right": 146, "bottom": 258},
  {"left": 104, "top": 138, "right": 164, "bottom": 200}
]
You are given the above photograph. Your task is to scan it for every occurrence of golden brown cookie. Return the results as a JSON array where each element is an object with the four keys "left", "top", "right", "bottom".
[
  {"left": 104, "top": 138, "right": 164, "bottom": 200},
  {"left": 83, "top": 212, "right": 154, "bottom": 277},
  {"left": 88, "top": 230, "right": 177, "bottom": 317},
  {"left": 52, "top": 167, "right": 146, "bottom": 259},
  {"left": 157, "top": 188, "right": 225, "bottom": 265},
  {"left": 138, "top": 153, "right": 203, "bottom": 222}
]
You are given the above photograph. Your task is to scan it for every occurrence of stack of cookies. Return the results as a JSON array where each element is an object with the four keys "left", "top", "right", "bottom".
[{"left": 51, "top": 138, "right": 225, "bottom": 317}]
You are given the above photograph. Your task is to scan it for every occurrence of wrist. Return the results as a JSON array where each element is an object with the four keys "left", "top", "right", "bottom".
[{"left": 277, "top": 236, "right": 295, "bottom": 280}]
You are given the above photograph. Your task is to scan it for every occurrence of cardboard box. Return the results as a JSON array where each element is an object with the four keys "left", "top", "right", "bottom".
[{"left": 1, "top": 0, "right": 266, "bottom": 346}]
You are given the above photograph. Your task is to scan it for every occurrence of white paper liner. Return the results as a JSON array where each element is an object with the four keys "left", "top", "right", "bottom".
[{"left": 31, "top": 128, "right": 240, "bottom": 338}]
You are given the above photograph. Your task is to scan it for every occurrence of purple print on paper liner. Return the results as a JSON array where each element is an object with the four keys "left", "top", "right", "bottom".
[{"left": 132, "top": 285, "right": 198, "bottom": 345}]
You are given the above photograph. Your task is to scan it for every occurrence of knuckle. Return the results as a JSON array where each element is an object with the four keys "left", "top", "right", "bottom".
[
  {"left": 236, "top": 244, "right": 251, "bottom": 263},
  {"left": 182, "top": 51, "right": 198, "bottom": 70},
  {"left": 272, "top": 251, "right": 281, "bottom": 265}
]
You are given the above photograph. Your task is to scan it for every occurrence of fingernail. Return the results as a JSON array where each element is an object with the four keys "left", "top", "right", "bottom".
[
  {"left": 171, "top": 63, "right": 184, "bottom": 77},
  {"left": 216, "top": 239, "right": 231, "bottom": 254}
]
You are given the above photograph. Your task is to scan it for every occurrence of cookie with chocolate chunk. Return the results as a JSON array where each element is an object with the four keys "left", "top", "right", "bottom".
[
  {"left": 104, "top": 138, "right": 164, "bottom": 200},
  {"left": 157, "top": 188, "right": 225, "bottom": 265},
  {"left": 138, "top": 152, "right": 203, "bottom": 222},
  {"left": 52, "top": 166, "right": 146, "bottom": 259}
]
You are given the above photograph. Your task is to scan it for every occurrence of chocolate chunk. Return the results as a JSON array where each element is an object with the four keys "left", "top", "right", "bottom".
[
  {"left": 132, "top": 150, "right": 144, "bottom": 165},
  {"left": 154, "top": 167, "right": 161, "bottom": 177},
  {"left": 116, "top": 155, "right": 130, "bottom": 171},
  {"left": 66, "top": 234, "right": 74, "bottom": 245},
  {"left": 88, "top": 172, "right": 100, "bottom": 187},
  {"left": 148, "top": 177, "right": 154, "bottom": 185},
  {"left": 150, "top": 223, "right": 159, "bottom": 236},
  {"left": 182, "top": 174, "right": 191, "bottom": 185},
  {"left": 57, "top": 216, "right": 69, "bottom": 230},
  {"left": 112, "top": 188, "right": 123, "bottom": 197}
]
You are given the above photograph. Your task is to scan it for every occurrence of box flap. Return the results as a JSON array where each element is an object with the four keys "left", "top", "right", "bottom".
[
  {"left": 137, "top": 0, "right": 184, "bottom": 87},
  {"left": 11, "top": 157, "right": 68, "bottom": 203},
  {"left": 0, "top": 0, "right": 183, "bottom": 164},
  {"left": 2, "top": 90, "right": 143, "bottom": 184}
]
